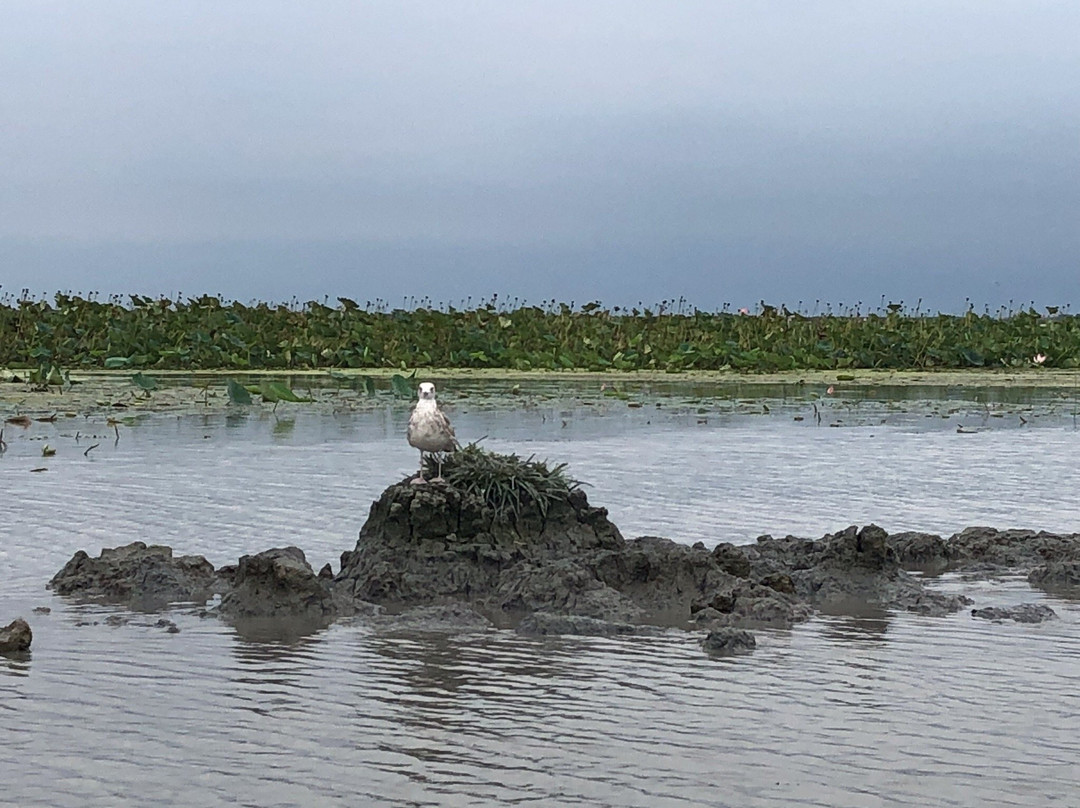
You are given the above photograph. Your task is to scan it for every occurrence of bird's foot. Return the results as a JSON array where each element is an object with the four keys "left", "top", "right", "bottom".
[
  {"left": 410, "top": 476, "right": 427, "bottom": 485},
  {"left": 430, "top": 476, "right": 446, "bottom": 483}
]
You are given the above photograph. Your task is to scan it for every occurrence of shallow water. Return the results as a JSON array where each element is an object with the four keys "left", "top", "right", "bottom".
[{"left": 3, "top": 387, "right": 1080, "bottom": 806}]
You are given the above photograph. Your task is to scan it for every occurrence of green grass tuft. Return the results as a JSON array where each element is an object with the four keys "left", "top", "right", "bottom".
[{"left": 423, "top": 443, "right": 581, "bottom": 521}]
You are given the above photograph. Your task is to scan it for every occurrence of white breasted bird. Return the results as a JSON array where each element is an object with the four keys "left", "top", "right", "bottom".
[{"left": 407, "top": 382, "right": 458, "bottom": 483}]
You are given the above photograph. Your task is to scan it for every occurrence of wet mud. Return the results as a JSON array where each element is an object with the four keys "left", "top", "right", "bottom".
[{"left": 46, "top": 479, "right": 1080, "bottom": 651}]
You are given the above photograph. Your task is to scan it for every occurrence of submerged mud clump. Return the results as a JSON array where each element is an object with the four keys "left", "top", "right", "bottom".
[
  {"left": 517, "top": 612, "right": 648, "bottom": 637},
  {"left": 971, "top": 604, "right": 1058, "bottom": 624},
  {"left": 702, "top": 628, "right": 757, "bottom": 656},
  {"left": 0, "top": 618, "right": 33, "bottom": 653},
  {"left": 1028, "top": 560, "right": 1080, "bottom": 595}
]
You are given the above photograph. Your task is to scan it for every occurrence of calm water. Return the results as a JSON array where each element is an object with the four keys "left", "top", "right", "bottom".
[{"left": 3, "top": 387, "right": 1080, "bottom": 807}]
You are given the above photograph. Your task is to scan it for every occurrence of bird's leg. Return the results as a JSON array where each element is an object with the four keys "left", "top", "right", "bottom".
[
  {"left": 433, "top": 453, "right": 445, "bottom": 483},
  {"left": 411, "top": 451, "right": 427, "bottom": 484}
]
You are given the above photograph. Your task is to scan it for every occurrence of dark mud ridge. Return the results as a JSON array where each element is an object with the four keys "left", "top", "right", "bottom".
[
  {"left": 45, "top": 481, "right": 1080, "bottom": 650},
  {"left": 890, "top": 527, "right": 1080, "bottom": 591}
]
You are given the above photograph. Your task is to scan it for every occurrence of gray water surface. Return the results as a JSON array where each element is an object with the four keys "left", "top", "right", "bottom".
[{"left": 3, "top": 393, "right": 1080, "bottom": 807}]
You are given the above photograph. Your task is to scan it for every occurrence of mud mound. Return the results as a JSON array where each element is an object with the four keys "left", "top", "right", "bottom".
[
  {"left": 49, "top": 542, "right": 219, "bottom": 609},
  {"left": 218, "top": 547, "right": 335, "bottom": 621}
]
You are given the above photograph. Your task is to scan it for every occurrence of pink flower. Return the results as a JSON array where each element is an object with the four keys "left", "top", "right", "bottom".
[
  {"left": 826, "top": 385, "right": 835, "bottom": 395},
  {"left": 738, "top": 307, "right": 749, "bottom": 315},
  {"left": 1033, "top": 354, "right": 1047, "bottom": 365}
]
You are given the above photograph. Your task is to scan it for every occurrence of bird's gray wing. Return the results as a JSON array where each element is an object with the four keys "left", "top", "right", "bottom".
[{"left": 435, "top": 408, "right": 459, "bottom": 448}]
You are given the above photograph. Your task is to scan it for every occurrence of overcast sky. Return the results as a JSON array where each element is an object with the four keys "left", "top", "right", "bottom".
[{"left": 1, "top": 2, "right": 1077, "bottom": 312}]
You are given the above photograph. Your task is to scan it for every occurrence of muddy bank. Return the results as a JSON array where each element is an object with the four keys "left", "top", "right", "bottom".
[
  {"left": 6, "top": 366, "right": 1080, "bottom": 420},
  {"left": 0, "top": 372, "right": 384, "bottom": 420},
  {"left": 47, "top": 478, "right": 1065, "bottom": 649}
]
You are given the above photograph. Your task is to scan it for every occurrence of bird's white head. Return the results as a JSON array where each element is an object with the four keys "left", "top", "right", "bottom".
[{"left": 417, "top": 382, "right": 437, "bottom": 400}]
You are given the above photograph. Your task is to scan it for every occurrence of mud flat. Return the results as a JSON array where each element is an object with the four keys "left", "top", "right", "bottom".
[
  {"left": 5, "top": 367, "right": 1080, "bottom": 420},
  {"left": 46, "top": 474, "right": 1077, "bottom": 652}
]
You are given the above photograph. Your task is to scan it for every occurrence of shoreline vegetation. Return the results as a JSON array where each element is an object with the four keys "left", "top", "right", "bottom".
[{"left": 2, "top": 293, "right": 1078, "bottom": 374}]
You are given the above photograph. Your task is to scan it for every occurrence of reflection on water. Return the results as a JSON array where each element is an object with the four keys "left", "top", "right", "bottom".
[
  {"left": 231, "top": 624, "right": 328, "bottom": 663},
  {"left": 229, "top": 616, "right": 332, "bottom": 645},
  {"left": 817, "top": 608, "right": 892, "bottom": 644},
  {"left": 2, "top": 585, "right": 1080, "bottom": 807},
  {"left": 0, "top": 651, "right": 32, "bottom": 677},
  {"left": 2, "top": 387, "right": 1080, "bottom": 806}
]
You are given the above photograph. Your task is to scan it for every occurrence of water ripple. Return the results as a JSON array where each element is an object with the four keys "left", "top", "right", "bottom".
[{"left": 3, "top": 409, "right": 1080, "bottom": 805}]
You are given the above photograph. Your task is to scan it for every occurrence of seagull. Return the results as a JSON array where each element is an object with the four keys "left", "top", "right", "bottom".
[{"left": 407, "top": 382, "right": 458, "bottom": 483}]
